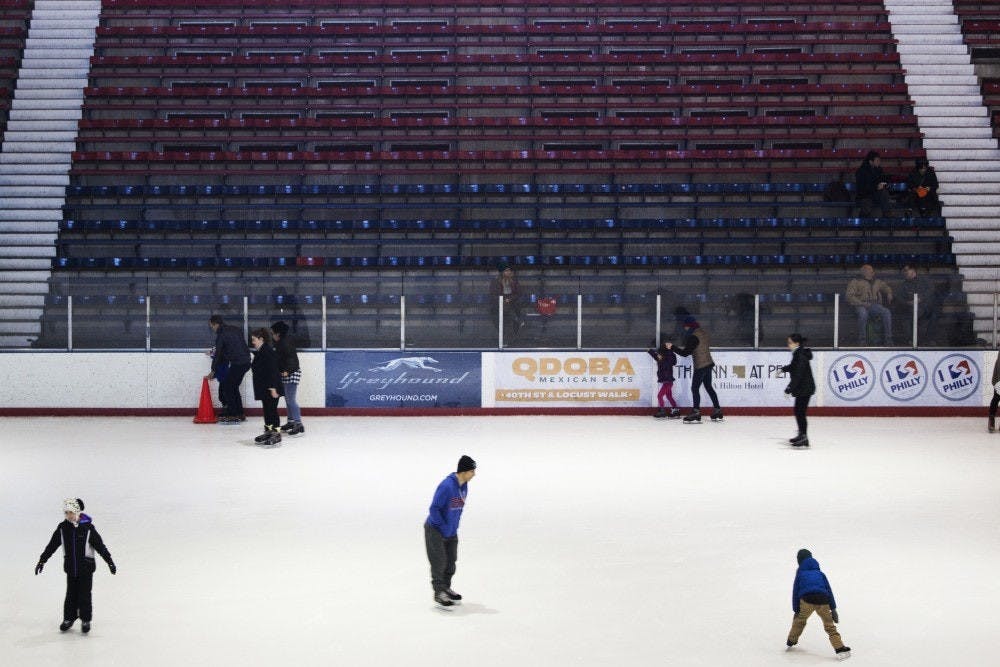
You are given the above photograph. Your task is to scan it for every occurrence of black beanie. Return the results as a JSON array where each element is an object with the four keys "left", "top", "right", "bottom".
[
  {"left": 271, "top": 320, "right": 289, "bottom": 336},
  {"left": 797, "top": 548, "right": 812, "bottom": 565},
  {"left": 457, "top": 455, "right": 477, "bottom": 473}
]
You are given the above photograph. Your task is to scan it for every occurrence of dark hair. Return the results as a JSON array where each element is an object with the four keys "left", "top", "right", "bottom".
[
  {"left": 77, "top": 498, "right": 85, "bottom": 511},
  {"left": 865, "top": 150, "right": 880, "bottom": 161},
  {"left": 209, "top": 314, "right": 224, "bottom": 326},
  {"left": 915, "top": 158, "right": 928, "bottom": 169},
  {"left": 788, "top": 333, "right": 807, "bottom": 345},
  {"left": 250, "top": 327, "right": 272, "bottom": 345},
  {"left": 271, "top": 320, "right": 289, "bottom": 337}
]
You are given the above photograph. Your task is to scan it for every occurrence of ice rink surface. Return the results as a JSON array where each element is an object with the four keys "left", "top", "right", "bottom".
[{"left": 2, "top": 415, "right": 999, "bottom": 666}]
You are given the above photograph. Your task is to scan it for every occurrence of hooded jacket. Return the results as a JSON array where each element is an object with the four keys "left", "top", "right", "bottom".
[
  {"left": 212, "top": 322, "right": 251, "bottom": 372},
  {"left": 782, "top": 346, "right": 815, "bottom": 398},
  {"left": 647, "top": 345, "right": 677, "bottom": 383},
  {"left": 38, "top": 514, "right": 114, "bottom": 577},
  {"left": 674, "top": 327, "right": 714, "bottom": 370},
  {"left": 792, "top": 557, "right": 837, "bottom": 613},
  {"left": 426, "top": 473, "right": 468, "bottom": 539}
]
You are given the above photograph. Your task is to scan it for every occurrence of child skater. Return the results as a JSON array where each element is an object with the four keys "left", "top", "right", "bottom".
[
  {"left": 781, "top": 333, "right": 815, "bottom": 446},
  {"left": 35, "top": 498, "right": 116, "bottom": 634},
  {"left": 271, "top": 320, "right": 304, "bottom": 436},
  {"left": 786, "top": 548, "right": 851, "bottom": 659},
  {"left": 647, "top": 340, "right": 680, "bottom": 418},
  {"left": 250, "top": 327, "right": 284, "bottom": 446}
]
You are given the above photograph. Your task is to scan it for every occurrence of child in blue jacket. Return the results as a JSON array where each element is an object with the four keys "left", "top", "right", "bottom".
[
  {"left": 787, "top": 548, "right": 851, "bottom": 658},
  {"left": 424, "top": 455, "right": 476, "bottom": 608}
]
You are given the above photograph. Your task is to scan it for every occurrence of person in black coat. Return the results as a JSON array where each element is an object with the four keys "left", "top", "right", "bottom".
[
  {"left": 206, "top": 314, "right": 252, "bottom": 422},
  {"left": 854, "top": 150, "right": 893, "bottom": 217},
  {"left": 647, "top": 340, "right": 680, "bottom": 418},
  {"left": 781, "top": 333, "right": 815, "bottom": 447},
  {"left": 35, "top": 498, "right": 116, "bottom": 633},
  {"left": 250, "top": 327, "right": 284, "bottom": 446},
  {"left": 271, "top": 320, "right": 304, "bottom": 435}
]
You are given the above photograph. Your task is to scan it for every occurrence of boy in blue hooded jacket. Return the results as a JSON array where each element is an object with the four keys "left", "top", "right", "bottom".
[
  {"left": 424, "top": 455, "right": 476, "bottom": 608},
  {"left": 787, "top": 548, "right": 851, "bottom": 658}
]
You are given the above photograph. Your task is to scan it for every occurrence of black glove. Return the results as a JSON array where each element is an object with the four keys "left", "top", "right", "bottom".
[
  {"left": 34, "top": 562, "right": 44, "bottom": 575},
  {"left": 831, "top": 609, "right": 839, "bottom": 624},
  {"left": 108, "top": 562, "right": 117, "bottom": 575}
]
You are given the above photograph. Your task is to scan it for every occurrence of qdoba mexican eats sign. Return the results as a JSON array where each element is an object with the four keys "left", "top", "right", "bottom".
[{"left": 484, "top": 352, "right": 652, "bottom": 407}]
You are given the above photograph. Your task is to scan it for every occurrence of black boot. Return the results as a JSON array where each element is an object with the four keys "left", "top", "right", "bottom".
[
  {"left": 990, "top": 414, "right": 996, "bottom": 433},
  {"left": 434, "top": 591, "right": 454, "bottom": 607},
  {"left": 791, "top": 434, "right": 809, "bottom": 448},
  {"left": 59, "top": 620, "right": 74, "bottom": 632},
  {"left": 668, "top": 408, "right": 682, "bottom": 419},
  {"left": 254, "top": 430, "right": 272, "bottom": 443},
  {"left": 287, "top": 422, "right": 305, "bottom": 436},
  {"left": 81, "top": 621, "right": 90, "bottom": 634},
  {"left": 653, "top": 408, "right": 667, "bottom": 418},
  {"left": 682, "top": 410, "right": 702, "bottom": 424}
]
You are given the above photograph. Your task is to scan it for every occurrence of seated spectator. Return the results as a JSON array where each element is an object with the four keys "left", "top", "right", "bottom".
[
  {"left": 903, "top": 158, "right": 940, "bottom": 217},
  {"left": 895, "top": 264, "right": 940, "bottom": 346},
  {"left": 854, "top": 150, "right": 894, "bottom": 217},
  {"left": 846, "top": 264, "right": 893, "bottom": 346}
]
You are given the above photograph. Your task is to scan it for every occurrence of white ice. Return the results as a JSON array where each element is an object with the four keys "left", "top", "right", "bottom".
[{"left": 2, "top": 415, "right": 999, "bottom": 666}]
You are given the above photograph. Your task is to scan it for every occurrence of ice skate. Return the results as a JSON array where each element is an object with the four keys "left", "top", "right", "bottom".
[
  {"left": 254, "top": 430, "right": 272, "bottom": 444},
  {"left": 286, "top": 422, "right": 305, "bottom": 436},
  {"left": 682, "top": 410, "right": 702, "bottom": 424},
  {"left": 710, "top": 408, "right": 724, "bottom": 422},
  {"left": 989, "top": 415, "right": 995, "bottom": 433},
  {"left": 785, "top": 640, "right": 796, "bottom": 651},
  {"left": 443, "top": 588, "right": 462, "bottom": 602},
  {"left": 279, "top": 422, "right": 294, "bottom": 432},
  {"left": 836, "top": 646, "right": 851, "bottom": 660},
  {"left": 668, "top": 408, "right": 682, "bottom": 419},
  {"left": 653, "top": 408, "right": 667, "bottom": 419},
  {"left": 263, "top": 428, "right": 282, "bottom": 448},
  {"left": 790, "top": 433, "right": 809, "bottom": 447},
  {"left": 434, "top": 591, "right": 454, "bottom": 609},
  {"left": 81, "top": 622, "right": 90, "bottom": 634},
  {"left": 59, "top": 620, "right": 73, "bottom": 632}
]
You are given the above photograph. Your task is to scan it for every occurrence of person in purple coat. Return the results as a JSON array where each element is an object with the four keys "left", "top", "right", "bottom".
[
  {"left": 424, "top": 455, "right": 476, "bottom": 608},
  {"left": 786, "top": 548, "right": 851, "bottom": 659}
]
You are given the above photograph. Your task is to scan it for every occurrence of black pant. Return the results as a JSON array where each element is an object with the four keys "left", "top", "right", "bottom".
[
  {"left": 691, "top": 365, "right": 720, "bottom": 410},
  {"left": 424, "top": 523, "right": 458, "bottom": 593},
  {"left": 794, "top": 395, "right": 811, "bottom": 435},
  {"left": 64, "top": 570, "right": 94, "bottom": 622},
  {"left": 261, "top": 393, "right": 280, "bottom": 429},
  {"left": 990, "top": 391, "right": 1000, "bottom": 416},
  {"left": 220, "top": 362, "right": 250, "bottom": 416}
]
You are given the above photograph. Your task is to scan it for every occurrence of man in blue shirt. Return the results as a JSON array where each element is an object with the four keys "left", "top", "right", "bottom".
[{"left": 424, "top": 455, "right": 476, "bottom": 608}]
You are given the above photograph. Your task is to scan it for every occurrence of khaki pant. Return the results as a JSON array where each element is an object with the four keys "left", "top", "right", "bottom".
[{"left": 787, "top": 600, "right": 845, "bottom": 650}]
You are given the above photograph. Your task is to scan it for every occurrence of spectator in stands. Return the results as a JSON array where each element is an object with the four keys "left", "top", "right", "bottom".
[
  {"left": 846, "top": 265, "right": 893, "bottom": 346},
  {"left": 205, "top": 314, "right": 252, "bottom": 422},
  {"left": 489, "top": 262, "right": 525, "bottom": 336},
  {"left": 895, "top": 264, "right": 940, "bottom": 346},
  {"left": 854, "top": 150, "right": 894, "bottom": 217},
  {"left": 903, "top": 158, "right": 940, "bottom": 217}
]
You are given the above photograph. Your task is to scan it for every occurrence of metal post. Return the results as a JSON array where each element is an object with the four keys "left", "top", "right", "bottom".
[
  {"left": 833, "top": 292, "right": 840, "bottom": 349},
  {"left": 576, "top": 293, "right": 583, "bottom": 350},
  {"left": 400, "top": 294, "right": 406, "bottom": 350},
  {"left": 66, "top": 295, "right": 73, "bottom": 351},
  {"left": 753, "top": 293, "right": 760, "bottom": 349},
  {"left": 912, "top": 293, "right": 919, "bottom": 349},
  {"left": 498, "top": 295, "right": 504, "bottom": 349},
  {"left": 321, "top": 295, "right": 328, "bottom": 350},
  {"left": 145, "top": 295, "right": 151, "bottom": 352},
  {"left": 655, "top": 294, "right": 662, "bottom": 346},
  {"left": 242, "top": 296, "right": 249, "bottom": 340}
]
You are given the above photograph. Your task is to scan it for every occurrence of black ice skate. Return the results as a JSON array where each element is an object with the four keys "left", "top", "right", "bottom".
[
  {"left": 682, "top": 410, "right": 702, "bottom": 424},
  {"left": 989, "top": 415, "right": 996, "bottom": 433},
  {"left": 835, "top": 646, "right": 851, "bottom": 660},
  {"left": 279, "top": 422, "right": 294, "bottom": 432},
  {"left": 653, "top": 408, "right": 668, "bottom": 418},
  {"left": 434, "top": 591, "right": 454, "bottom": 608},
  {"left": 254, "top": 430, "right": 273, "bottom": 444},
  {"left": 668, "top": 408, "right": 682, "bottom": 419},
  {"left": 59, "top": 620, "right": 74, "bottom": 632},
  {"left": 443, "top": 588, "right": 462, "bottom": 602},
  {"left": 790, "top": 435, "right": 809, "bottom": 448},
  {"left": 710, "top": 408, "right": 724, "bottom": 422},
  {"left": 286, "top": 422, "right": 305, "bottom": 436},
  {"left": 263, "top": 428, "right": 282, "bottom": 448},
  {"left": 81, "top": 622, "right": 90, "bottom": 634}
]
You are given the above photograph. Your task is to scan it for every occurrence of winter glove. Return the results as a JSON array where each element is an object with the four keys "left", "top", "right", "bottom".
[
  {"left": 108, "top": 562, "right": 117, "bottom": 575},
  {"left": 34, "top": 561, "right": 44, "bottom": 575},
  {"left": 831, "top": 610, "right": 839, "bottom": 624}
]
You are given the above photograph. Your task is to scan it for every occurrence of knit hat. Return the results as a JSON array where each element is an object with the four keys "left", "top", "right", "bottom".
[
  {"left": 271, "top": 320, "right": 289, "bottom": 336},
  {"left": 797, "top": 548, "right": 812, "bottom": 565},
  {"left": 497, "top": 261, "right": 511, "bottom": 273},
  {"left": 64, "top": 498, "right": 84, "bottom": 514},
  {"left": 457, "top": 455, "right": 477, "bottom": 473},
  {"left": 682, "top": 316, "right": 700, "bottom": 329}
]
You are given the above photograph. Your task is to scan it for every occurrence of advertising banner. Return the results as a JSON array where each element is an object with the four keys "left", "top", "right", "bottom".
[{"left": 325, "top": 352, "right": 482, "bottom": 408}]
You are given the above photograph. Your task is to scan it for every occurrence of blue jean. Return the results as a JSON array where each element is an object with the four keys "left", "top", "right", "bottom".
[
  {"left": 855, "top": 304, "right": 892, "bottom": 345},
  {"left": 282, "top": 381, "right": 301, "bottom": 422}
]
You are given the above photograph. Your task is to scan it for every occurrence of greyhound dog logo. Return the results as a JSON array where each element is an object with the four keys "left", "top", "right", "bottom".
[{"left": 369, "top": 357, "right": 442, "bottom": 372}]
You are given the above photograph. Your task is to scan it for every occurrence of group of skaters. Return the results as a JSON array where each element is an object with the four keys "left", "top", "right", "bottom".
[{"left": 205, "top": 314, "right": 304, "bottom": 446}]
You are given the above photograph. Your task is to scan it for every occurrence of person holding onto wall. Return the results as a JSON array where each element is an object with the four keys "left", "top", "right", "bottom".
[
  {"left": 271, "top": 320, "right": 304, "bottom": 436},
  {"left": 489, "top": 262, "right": 525, "bottom": 336},
  {"left": 781, "top": 333, "right": 815, "bottom": 447},
  {"left": 786, "top": 548, "right": 851, "bottom": 660},
  {"left": 249, "top": 327, "right": 284, "bottom": 447},
  {"left": 35, "top": 498, "right": 116, "bottom": 634},
  {"left": 424, "top": 455, "right": 476, "bottom": 609},
  {"left": 647, "top": 339, "right": 680, "bottom": 418},
  {"left": 206, "top": 314, "right": 252, "bottom": 423},
  {"left": 854, "top": 150, "right": 894, "bottom": 217},
  {"left": 845, "top": 264, "right": 893, "bottom": 346},
  {"left": 672, "top": 316, "right": 723, "bottom": 423},
  {"left": 989, "top": 353, "right": 1000, "bottom": 433}
]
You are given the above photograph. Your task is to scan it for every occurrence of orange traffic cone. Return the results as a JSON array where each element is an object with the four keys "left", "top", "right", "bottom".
[{"left": 193, "top": 377, "right": 217, "bottom": 424}]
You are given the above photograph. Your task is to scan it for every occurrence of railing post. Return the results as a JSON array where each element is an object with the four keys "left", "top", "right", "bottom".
[
  {"left": 321, "top": 295, "right": 328, "bottom": 351},
  {"left": 753, "top": 293, "right": 760, "bottom": 350},
  {"left": 498, "top": 295, "right": 504, "bottom": 349},
  {"left": 400, "top": 294, "right": 406, "bottom": 351},
  {"left": 576, "top": 293, "right": 583, "bottom": 350},
  {"left": 655, "top": 294, "right": 661, "bottom": 346},
  {"left": 66, "top": 295, "right": 73, "bottom": 352},
  {"left": 833, "top": 293, "right": 840, "bottom": 350},
  {"left": 145, "top": 295, "right": 151, "bottom": 352},
  {"left": 242, "top": 296, "right": 248, "bottom": 340},
  {"left": 912, "top": 293, "right": 919, "bottom": 349}
]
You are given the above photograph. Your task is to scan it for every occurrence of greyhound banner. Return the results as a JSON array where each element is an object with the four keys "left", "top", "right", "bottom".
[{"left": 325, "top": 352, "right": 482, "bottom": 408}]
